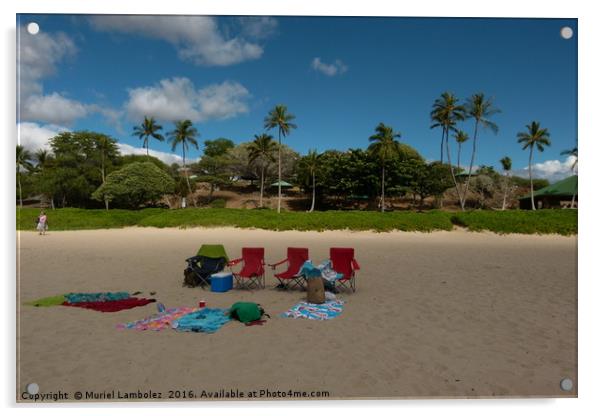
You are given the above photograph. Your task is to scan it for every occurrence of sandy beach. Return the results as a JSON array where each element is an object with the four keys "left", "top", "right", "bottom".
[{"left": 16, "top": 227, "right": 577, "bottom": 400}]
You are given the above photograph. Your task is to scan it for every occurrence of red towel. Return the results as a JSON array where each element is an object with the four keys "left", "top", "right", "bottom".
[{"left": 63, "top": 298, "right": 156, "bottom": 312}]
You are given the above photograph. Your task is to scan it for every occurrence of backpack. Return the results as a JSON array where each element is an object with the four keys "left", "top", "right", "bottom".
[{"left": 229, "top": 302, "right": 270, "bottom": 323}]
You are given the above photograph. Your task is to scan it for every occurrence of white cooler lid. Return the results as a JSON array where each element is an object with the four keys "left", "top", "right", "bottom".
[{"left": 211, "top": 272, "right": 232, "bottom": 278}]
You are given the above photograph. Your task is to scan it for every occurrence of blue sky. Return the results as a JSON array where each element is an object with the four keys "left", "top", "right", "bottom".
[{"left": 17, "top": 15, "right": 577, "bottom": 180}]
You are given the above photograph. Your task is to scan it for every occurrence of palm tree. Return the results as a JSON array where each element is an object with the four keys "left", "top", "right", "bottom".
[
  {"left": 430, "top": 92, "right": 466, "bottom": 209},
  {"left": 247, "top": 133, "right": 277, "bottom": 208},
  {"left": 264, "top": 105, "right": 297, "bottom": 213},
  {"left": 300, "top": 149, "right": 321, "bottom": 212},
  {"left": 368, "top": 123, "right": 402, "bottom": 212},
  {"left": 454, "top": 130, "right": 469, "bottom": 170},
  {"left": 561, "top": 145, "right": 578, "bottom": 208},
  {"left": 132, "top": 116, "right": 165, "bottom": 156},
  {"left": 34, "top": 149, "right": 55, "bottom": 209},
  {"left": 168, "top": 120, "right": 199, "bottom": 203},
  {"left": 94, "top": 136, "right": 115, "bottom": 210},
  {"left": 462, "top": 93, "right": 500, "bottom": 207},
  {"left": 16, "top": 145, "right": 33, "bottom": 207},
  {"left": 517, "top": 121, "right": 551, "bottom": 210},
  {"left": 499, "top": 156, "right": 512, "bottom": 210}
]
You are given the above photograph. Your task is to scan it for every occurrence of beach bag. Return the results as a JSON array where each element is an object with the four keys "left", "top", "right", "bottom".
[
  {"left": 306, "top": 276, "right": 325, "bottom": 304},
  {"left": 229, "top": 302, "right": 268, "bottom": 323},
  {"left": 183, "top": 268, "right": 201, "bottom": 287}
]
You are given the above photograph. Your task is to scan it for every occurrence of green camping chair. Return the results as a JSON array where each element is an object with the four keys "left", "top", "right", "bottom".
[{"left": 183, "top": 244, "right": 229, "bottom": 288}]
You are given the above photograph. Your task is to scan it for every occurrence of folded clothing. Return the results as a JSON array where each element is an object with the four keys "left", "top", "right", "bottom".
[
  {"left": 281, "top": 300, "right": 345, "bottom": 320},
  {"left": 64, "top": 292, "right": 131, "bottom": 304},
  {"left": 24, "top": 294, "right": 66, "bottom": 307},
  {"left": 63, "top": 297, "right": 156, "bottom": 312},
  {"left": 172, "top": 308, "right": 231, "bottom": 333},
  {"left": 117, "top": 307, "right": 199, "bottom": 330}
]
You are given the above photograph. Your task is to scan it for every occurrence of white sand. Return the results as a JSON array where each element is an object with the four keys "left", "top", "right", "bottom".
[{"left": 17, "top": 227, "right": 577, "bottom": 400}]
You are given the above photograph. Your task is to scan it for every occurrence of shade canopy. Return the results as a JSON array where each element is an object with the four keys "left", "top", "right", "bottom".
[
  {"left": 519, "top": 175, "right": 577, "bottom": 200},
  {"left": 270, "top": 180, "right": 293, "bottom": 188}
]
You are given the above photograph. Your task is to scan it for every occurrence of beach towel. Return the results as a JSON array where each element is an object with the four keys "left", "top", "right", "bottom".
[
  {"left": 172, "top": 308, "right": 231, "bottom": 333},
  {"left": 117, "top": 307, "right": 200, "bottom": 331},
  {"left": 24, "top": 294, "right": 66, "bottom": 307},
  {"left": 63, "top": 297, "right": 156, "bottom": 312},
  {"left": 298, "top": 260, "right": 342, "bottom": 283},
  {"left": 280, "top": 300, "right": 345, "bottom": 320},
  {"left": 64, "top": 292, "right": 131, "bottom": 304}
]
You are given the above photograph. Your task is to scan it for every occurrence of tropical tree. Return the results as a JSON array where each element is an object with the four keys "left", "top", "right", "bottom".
[
  {"left": 430, "top": 92, "right": 466, "bottom": 208},
  {"left": 247, "top": 134, "right": 277, "bottom": 208},
  {"left": 500, "top": 156, "right": 512, "bottom": 210},
  {"left": 34, "top": 149, "right": 56, "bottom": 209},
  {"left": 264, "top": 105, "right": 297, "bottom": 213},
  {"left": 561, "top": 145, "right": 578, "bottom": 208},
  {"left": 368, "top": 123, "right": 402, "bottom": 212},
  {"left": 454, "top": 130, "right": 469, "bottom": 170},
  {"left": 299, "top": 149, "right": 321, "bottom": 212},
  {"left": 93, "top": 135, "right": 119, "bottom": 209},
  {"left": 462, "top": 93, "right": 500, "bottom": 207},
  {"left": 517, "top": 121, "right": 551, "bottom": 210},
  {"left": 16, "top": 145, "right": 33, "bottom": 207},
  {"left": 132, "top": 116, "right": 165, "bottom": 156},
  {"left": 168, "top": 120, "right": 199, "bottom": 202}
]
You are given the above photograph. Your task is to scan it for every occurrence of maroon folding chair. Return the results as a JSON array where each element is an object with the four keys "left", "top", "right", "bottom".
[
  {"left": 330, "top": 247, "right": 360, "bottom": 293},
  {"left": 228, "top": 247, "right": 265, "bottom": 289},
  {"left": 268, "top": 247, "right": 309, "bottom": 290}
]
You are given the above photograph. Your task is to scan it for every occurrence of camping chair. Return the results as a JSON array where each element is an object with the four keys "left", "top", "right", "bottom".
[
  {"left": 183, "top": 244, "right": 229, "bottom": 289},
  {"left": 268, "top": 247, "right": 309, "bottom": 290},
  {"left": 329, "top": 247, "right": 360, "bottom": 293},
  {"left": 228, "top": 247, "right": 265, "bottom": 290}
]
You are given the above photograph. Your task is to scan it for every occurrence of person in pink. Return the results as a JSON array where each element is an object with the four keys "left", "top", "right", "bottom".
[{"left": 36, "top": 210, "right": 48, "bottom": 235}]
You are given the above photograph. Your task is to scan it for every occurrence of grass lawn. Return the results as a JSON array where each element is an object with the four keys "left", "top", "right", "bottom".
[{"left": 17, "top": 207, "right": 577, "bottom": 235}]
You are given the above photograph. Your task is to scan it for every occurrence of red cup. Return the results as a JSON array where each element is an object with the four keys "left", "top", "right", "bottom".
[{"left": 199, "top": 300, "right": 206, "bottom": 308}]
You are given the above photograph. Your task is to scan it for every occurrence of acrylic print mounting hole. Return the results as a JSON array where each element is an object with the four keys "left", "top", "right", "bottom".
[
  {"left": 26, "top": 383, "right": 39, "bottom": 395},
  {"left": 26, "top": 22, "right": 40, "bottom": 35},
  {"left": 560, "top": 26, "right": 573, "bottom": 39}
]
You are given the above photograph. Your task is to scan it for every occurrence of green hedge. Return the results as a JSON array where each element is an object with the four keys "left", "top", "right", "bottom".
[{"left": 17, "top": 207, "right": 577, "bottom": 235}]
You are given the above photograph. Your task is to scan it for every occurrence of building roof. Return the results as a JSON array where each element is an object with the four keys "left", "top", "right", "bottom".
[{"left": 519, "top": 175, "right": 577, "bottom": 200}]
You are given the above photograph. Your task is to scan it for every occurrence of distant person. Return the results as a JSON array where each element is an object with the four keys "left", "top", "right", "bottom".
[{"left": 36, "top": 210, "right": 48, "bottom": 235}]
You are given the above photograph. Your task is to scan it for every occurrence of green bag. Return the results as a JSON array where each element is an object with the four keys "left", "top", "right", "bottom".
[{"left": 229, "top": 302, "right": 263, "bottom": 323}]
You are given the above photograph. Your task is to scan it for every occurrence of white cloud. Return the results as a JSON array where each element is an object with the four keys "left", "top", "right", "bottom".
[
  {"left": 513, "top": 156, "right": 577, "bottom": 182},
  {"left": 17, "top": 25, "right": 77, "bottom": 99},
  {"left": 17, "top": 122, "right": 68, "bottom": 152},
  {"left": 237, "top": 16, "right": 278, "bottom": 39},
  {"left": 21, "top": 93, "right": 88, "bottom": 125},
  {"left": 311, "top": 57, "right": 348, "bottom": 76},
  {"left": 117, "top": 143, "right": 183, "bottom": 166},
  {"left": 88, "top": 15, "right": 266, "bottom": 66},
  {"left": 125, "top": 77, "right": 250, "bottom": 123}
]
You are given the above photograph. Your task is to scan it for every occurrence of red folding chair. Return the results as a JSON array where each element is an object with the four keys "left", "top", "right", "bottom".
[
  {"left": 268, "top": 247, "right": 309, "bottom": 290},
  {"left": 330, "top": 247, "right": 360, "bottom": 293},
  {"left": 228, "top": 247, "right": 265, "bottom": 289}
]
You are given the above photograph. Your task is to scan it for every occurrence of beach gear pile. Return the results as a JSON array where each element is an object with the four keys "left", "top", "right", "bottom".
[{"left": 25, "top": 291, "right": 156, "bottom": 312}]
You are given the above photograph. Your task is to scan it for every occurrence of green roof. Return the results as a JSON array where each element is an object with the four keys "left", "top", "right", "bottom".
[{"left": 519, "top": 175, "right": 577, "bottom": 200}]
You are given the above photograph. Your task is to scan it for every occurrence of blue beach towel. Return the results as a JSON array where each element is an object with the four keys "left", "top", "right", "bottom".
[
  {"left": 280, "top": 300, "right": 345, "bottom": 320},
  {"left": 171, "top": 308, "right": 231, "bottom": 333},
  {"left": 298, "top": 260, "right": 343, "bottom": 282},
  {"left": 64, "top": 292, "right": 130, "bottom": 304}
]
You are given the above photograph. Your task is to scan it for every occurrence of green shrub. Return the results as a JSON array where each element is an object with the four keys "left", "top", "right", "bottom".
[{"left": 209, "top": 199, "right": 227, "bottom": 209}]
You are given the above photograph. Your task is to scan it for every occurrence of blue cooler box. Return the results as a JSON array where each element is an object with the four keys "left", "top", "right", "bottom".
[{"left": 211, "top": 272, "right": 233, "bottom": 292}]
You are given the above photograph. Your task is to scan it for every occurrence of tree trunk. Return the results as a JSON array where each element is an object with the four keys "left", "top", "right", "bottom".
[
  {"left": 101, "top": 153, "right": 109, "bottom": 210},
  {"left": 440, "top": 129, "right": 445, "bottom": 163},
  {"left": 457, "top": 143, "right": 462, "bottom": 171},
  {"left": 277, "top": 130, "right": 282, "bottom": 214},
  {"left": 259, "top": 166, "right": 264, "bottom": 208},
  {"left": 182, "top": 147, "right": 196, "bottom": 207},
  {"left": 17, "top": 169, "right": 23, "bottom": 208},
  {"left": 501, "top": 172, "right": 509, "bottom": 210},
  {"left": 51, "top": 198, "right": 55, "bottom": 210},
  {"left": 462, "top": 120, "right": 480, "bottom": 208},
  {"left": 570, "top": 189, "right": 576, "bottom": 209},
  {"left": 529, "top": 146, "right": 536, "bottom": 210},
  {"left": 146, "top": 141, "right": 149, "bottom": 157},
  {"left": 445, "top": 127, "right": 464, "bottom": 210},
  {"left": 381, "top": 164, "right": 385, "bottom": 212},
  {"left": 310, "top": 170, "right": 316, "bottom": 212}
]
